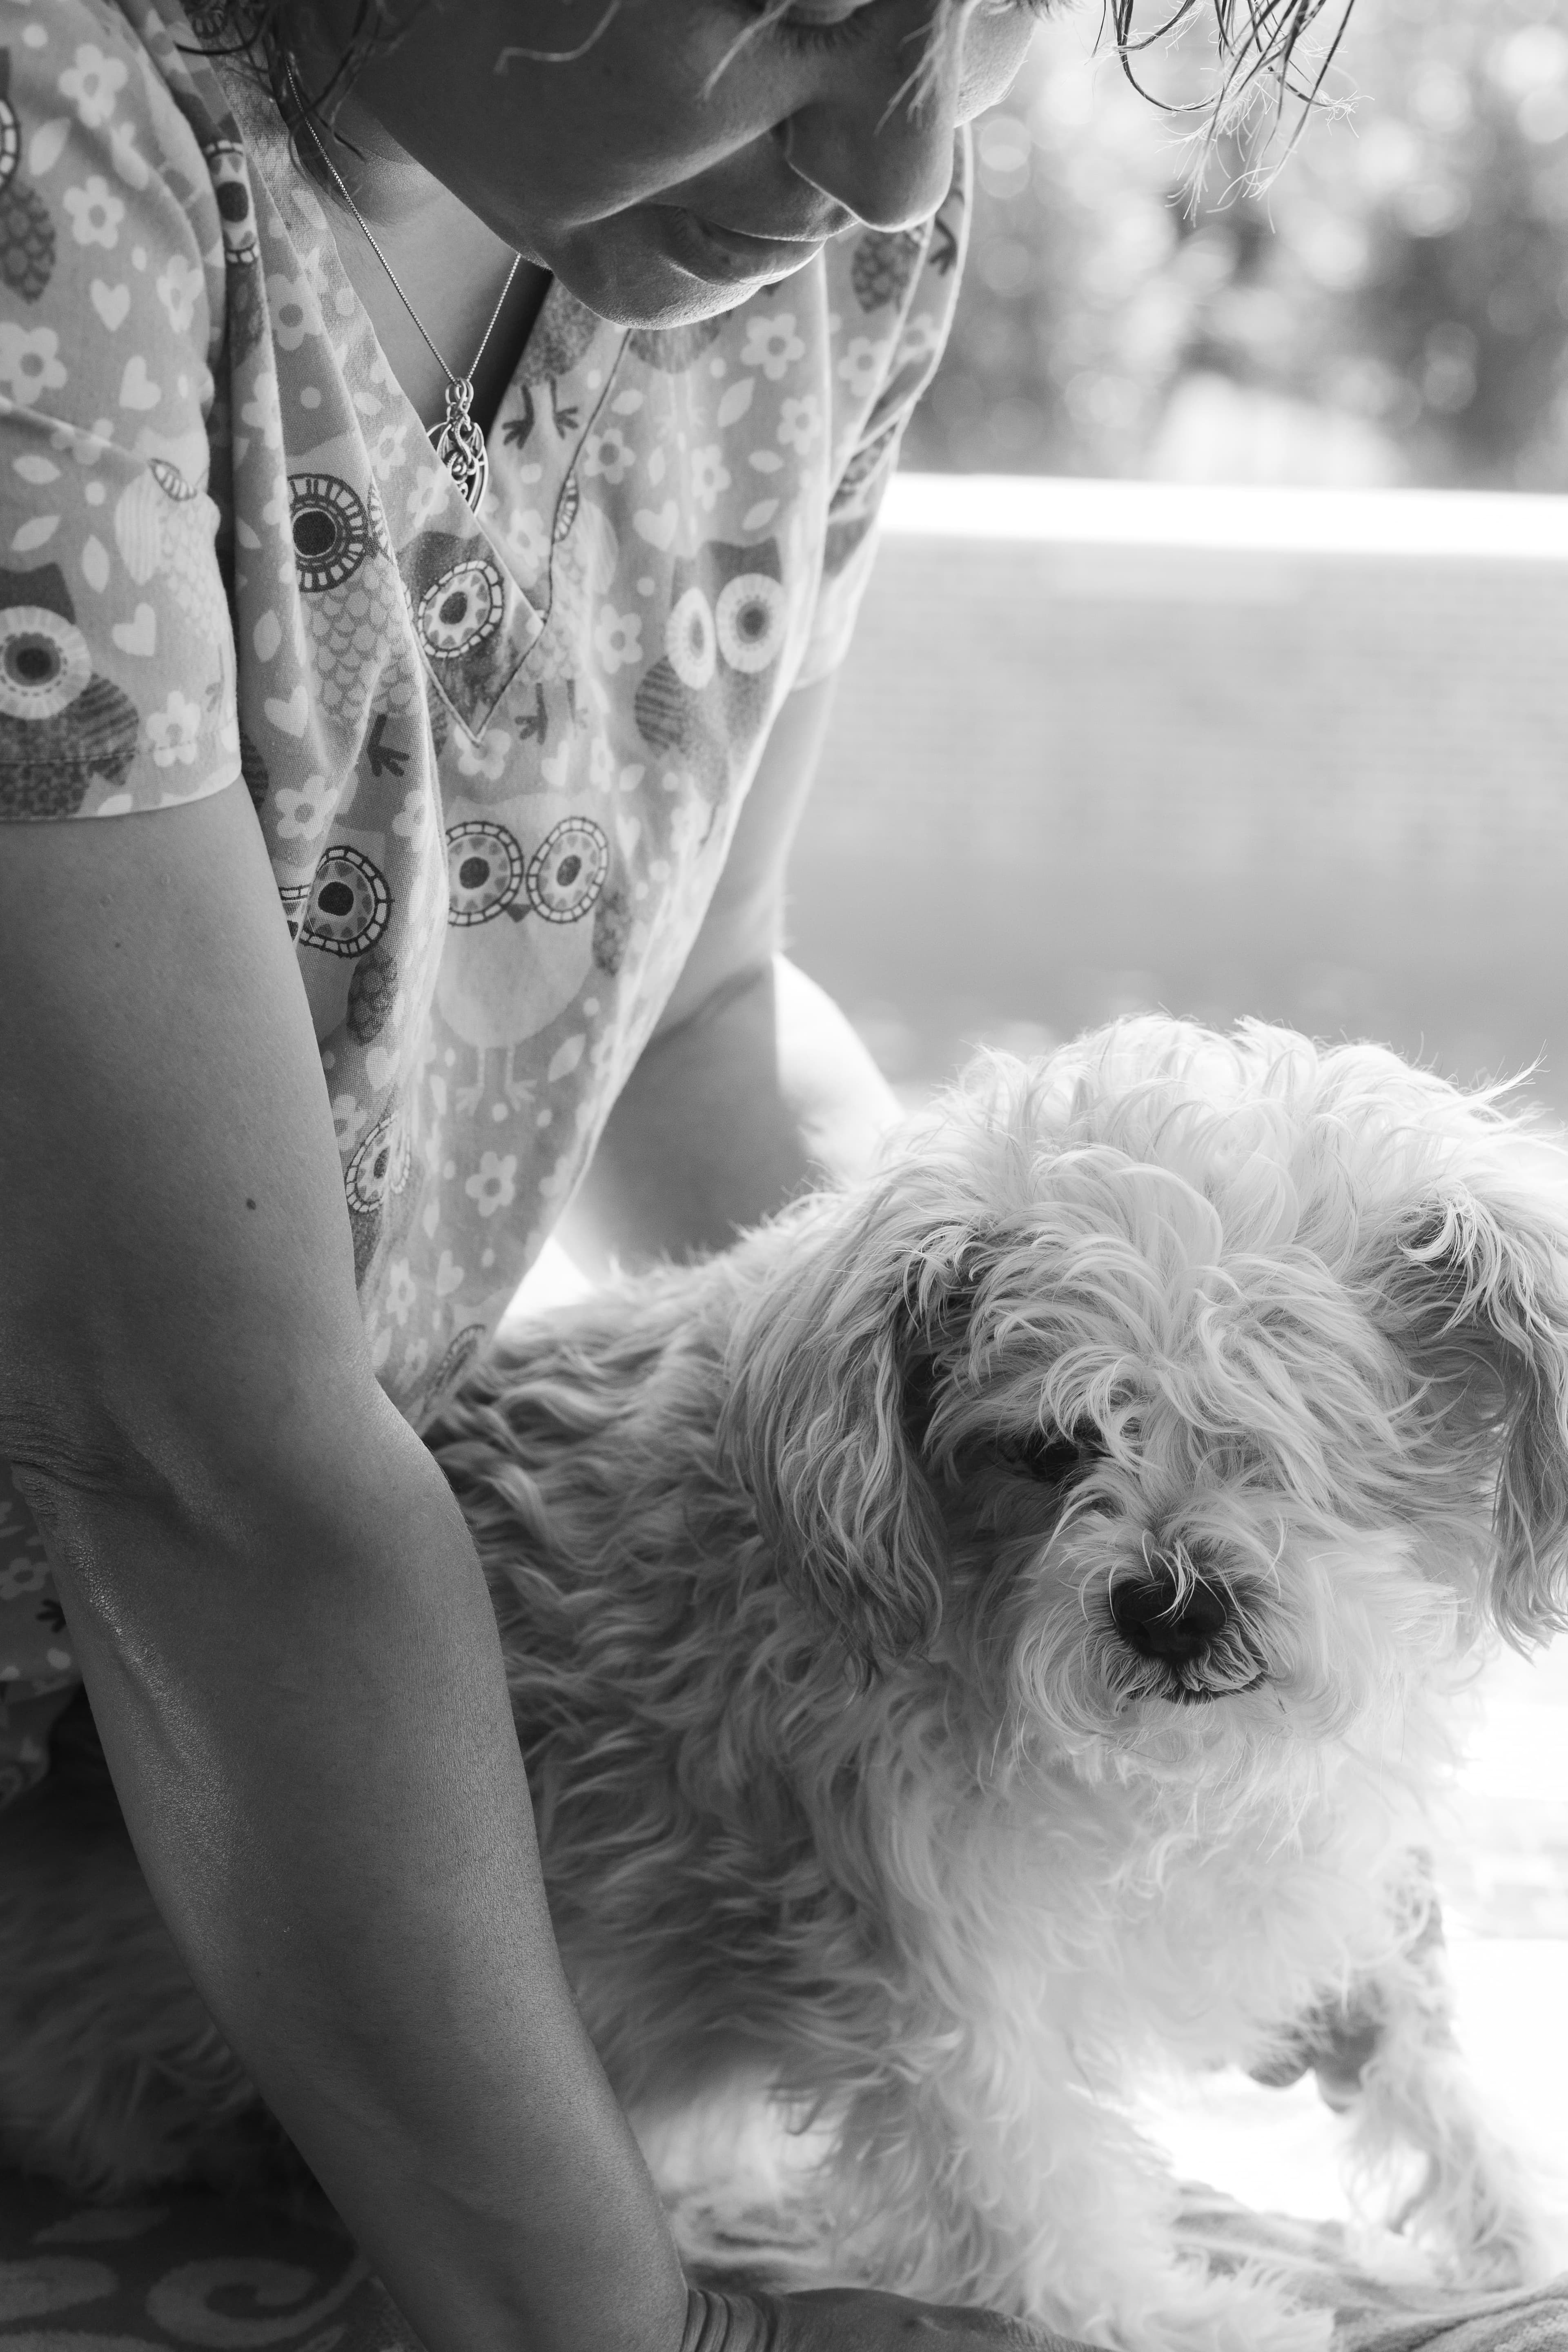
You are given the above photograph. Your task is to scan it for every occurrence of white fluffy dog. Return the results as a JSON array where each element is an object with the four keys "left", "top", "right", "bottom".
[{"left": 2, "top": 1018, "right": 1566, "bottom": 2352}]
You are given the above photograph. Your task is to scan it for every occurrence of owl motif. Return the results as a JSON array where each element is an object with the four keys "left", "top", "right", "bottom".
[
  {"left": 399, "top": 527, "right": 524, "bottom": 740},
  {"left": 288, "top": 454, "right": 419, "bottom": 744},
  {"left": 625, "top": 314, "right": 726, "bottom": 375},
  {"left": 200, "top": 136, "right": 266, "bottom": 362},
  {"left": 0, "top": 566, "right": 140, "bottom": 818},
  {"left": 633, "top": 536, "right": 787, "bottom": 805},
  {"left": 346, "top": 942, "right": 400, "bottom": 1047},
  {"left": 113, "top": 453, "right": 226, "bottom": 644},
  {"left": 415, "top": 1322, "right": 489, "bottom": 1425},
  {"left": 291, "top": 830, "right": 396, "bottom": 1050},
  {"left": 823, "top": 421, "right": 901, "bottom": 579},
  {"left": 498, "top": 286, "right": 601, "bottom": 452},
  {"left": 0, "top": 53, "right": 54, "bottom": 303},
  {"left": 344, "top": 1093, "right": 416, "bottom": 1288},
  {"left": 591, "top": 884, "right": 633, "bottom": 980},
  {"left": 203, "top": 139, "right": 260, "bottom": 269},
  {"left": 436, "top": 789, "right": 610, "bottom": 1113},
  {"left": 849, "top": 228, "right": 926, "bottom": 317}
]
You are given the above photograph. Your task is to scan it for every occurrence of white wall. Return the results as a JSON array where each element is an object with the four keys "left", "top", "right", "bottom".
[{"left": 792, "top": 475, "right": 1568, "bottom": 1116}]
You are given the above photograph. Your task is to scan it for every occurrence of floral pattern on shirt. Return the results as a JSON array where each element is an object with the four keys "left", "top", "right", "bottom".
[{"left": 0, "top": 0, "right": 967, "bottom": 1792}]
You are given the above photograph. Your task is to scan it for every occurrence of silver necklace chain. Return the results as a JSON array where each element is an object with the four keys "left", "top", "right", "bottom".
[{"left": 299, "top": 94, "right": 522, "bottom": 514}]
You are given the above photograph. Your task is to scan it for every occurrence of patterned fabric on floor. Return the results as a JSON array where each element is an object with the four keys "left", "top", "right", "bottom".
[
  {"left": 0, "top": 2172, "right": 416, "bottom": 2352},
  {"left": 1175, "top": 2192, "right": 1568, "bottom": 2350},
  {"left": 0, "top": 2170, "right": 1564, "bottom": 2352}
]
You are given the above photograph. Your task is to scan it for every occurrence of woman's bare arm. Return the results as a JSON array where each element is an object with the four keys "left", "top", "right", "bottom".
[
  {"left": 560, "top": 679, "right": 902, "bottom": 1274},
  {"left": 0, "top": 780, "right": 688, "bottom": 2352}
]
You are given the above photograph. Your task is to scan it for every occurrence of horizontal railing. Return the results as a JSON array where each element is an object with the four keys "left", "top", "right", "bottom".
[{"left": 881, "top": 472, "right": 1568, "bottom": 561}]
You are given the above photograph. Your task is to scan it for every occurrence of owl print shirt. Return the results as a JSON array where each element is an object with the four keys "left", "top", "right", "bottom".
[{"left": 0, "top": 0, "right": 967, "bottom": 1796}]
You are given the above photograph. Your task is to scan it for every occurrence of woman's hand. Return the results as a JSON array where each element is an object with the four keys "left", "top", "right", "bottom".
[{"left": 684, "top": 2286, "right": 1108, "bottom": 2352}]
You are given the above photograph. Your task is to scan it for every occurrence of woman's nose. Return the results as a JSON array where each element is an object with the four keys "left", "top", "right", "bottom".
[{"left": 780, "top": 28, "right": 971, "bottom": 232}]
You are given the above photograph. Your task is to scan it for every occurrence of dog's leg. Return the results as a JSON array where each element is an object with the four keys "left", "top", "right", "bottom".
[
  {"left": 802, "top": 2044, "right": 1332, "bottom": 2352},
  {"left": 1327, "top": 1927, "right": 1559, "bottom": 2289},
  {"left": 0, "top": 1700, "right": 299, "bottom": 2201},
  {"left": 559, "top": 1937, "right": 1331, "bottom": 2349}
]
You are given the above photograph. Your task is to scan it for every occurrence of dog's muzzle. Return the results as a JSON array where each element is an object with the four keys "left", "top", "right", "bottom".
[{"left": 1109, "top": 1550, "right": 1250, "bottom": 1697}]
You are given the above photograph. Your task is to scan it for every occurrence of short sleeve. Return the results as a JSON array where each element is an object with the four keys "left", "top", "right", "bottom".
[
  {"left": 793, "top": 130, "right": 970, "bottom": 692},
  {"left": 0, "top": 0, "right": 239, "bottom": 820}
]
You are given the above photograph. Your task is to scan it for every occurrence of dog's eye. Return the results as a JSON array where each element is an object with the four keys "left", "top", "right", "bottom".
[{"left": 998, "top": 1425, "right": 1102, "bottom": 1483}]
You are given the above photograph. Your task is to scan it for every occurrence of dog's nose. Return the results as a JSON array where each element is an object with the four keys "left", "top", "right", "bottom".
[{"left": 1109, "top": 1554, "right": 1231, "bottom": 1666}]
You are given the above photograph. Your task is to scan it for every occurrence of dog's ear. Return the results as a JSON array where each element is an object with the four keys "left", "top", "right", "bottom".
[
  {"left": 1374, "top": 1180, "right": 1568, "bottom": 1641},
  {"left": 719, "top": 1207, "right": 975, "bottom": 1677}
]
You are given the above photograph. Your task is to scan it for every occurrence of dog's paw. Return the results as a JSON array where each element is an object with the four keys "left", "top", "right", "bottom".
[
  {"left": 1392, "top": 2175, "right": 1561, "bottom": 2296},
  {"left": 1098, "top": 2264, "right": 1331, "bottom": 2352},
  {"left": 1349, "top": 2104, "right": 1562, "bottom": 2294}
]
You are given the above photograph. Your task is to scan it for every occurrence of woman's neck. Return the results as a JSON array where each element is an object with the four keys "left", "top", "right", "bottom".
[{"left": 298, "top": 94, "right": 551, "bottom": 440}]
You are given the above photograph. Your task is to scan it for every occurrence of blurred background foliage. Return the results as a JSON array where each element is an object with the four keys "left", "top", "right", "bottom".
[{"left": 905, "top": 0, "right": 1568, "bottom": 488}]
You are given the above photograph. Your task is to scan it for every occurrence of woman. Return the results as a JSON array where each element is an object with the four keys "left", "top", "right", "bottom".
[{"left": 0, "top": 2, "right": 1082, "bottom": 2347}]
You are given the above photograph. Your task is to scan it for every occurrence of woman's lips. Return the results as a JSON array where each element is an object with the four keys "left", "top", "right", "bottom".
[{"left": 657, "top": 205, "right": 827, "bottom": 283}]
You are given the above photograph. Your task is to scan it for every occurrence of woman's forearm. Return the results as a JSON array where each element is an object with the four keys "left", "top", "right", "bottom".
[
  {"left": 561, "top": 953, "right": 902, "bottom": 1275},
  {"left": 23, "top": 1401, "right": 687, "bottom": 2352}
]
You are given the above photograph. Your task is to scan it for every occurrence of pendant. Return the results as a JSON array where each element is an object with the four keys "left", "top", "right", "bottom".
[{"left": 434, "top": 376, "right": 488, "bottom": 514}]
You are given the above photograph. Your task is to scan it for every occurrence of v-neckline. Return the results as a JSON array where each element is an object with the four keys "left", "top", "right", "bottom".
[{"left": 199, "top": 40, "right": 561, "bottom": 491}]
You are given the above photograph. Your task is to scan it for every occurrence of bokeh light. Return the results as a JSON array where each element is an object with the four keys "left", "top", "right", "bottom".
[{"left": 908, "top": 0, "right": 1568, "bottom": 490}]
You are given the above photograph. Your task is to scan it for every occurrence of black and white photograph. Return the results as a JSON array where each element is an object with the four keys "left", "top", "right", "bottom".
[{"left": 1, "top": 3, "right": 1566, "bottom": 2350}]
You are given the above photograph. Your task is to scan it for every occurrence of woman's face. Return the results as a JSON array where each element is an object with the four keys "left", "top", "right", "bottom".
[{"left": 315, "top": 0, "right": 1043, "bottom": 324}]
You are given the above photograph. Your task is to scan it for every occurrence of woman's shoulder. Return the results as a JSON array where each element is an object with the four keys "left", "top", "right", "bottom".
[
  {"left": 8, "top": 0, "right": 223, "bottom": 167},
  {"left": 10, "top": 0, "right": 152, "bottom": 83},
  {"left": 1, "top": 0, "right": 240, "bottom": 305},
  {"left": 0, "top": 0, "right": 246, "bottom": 824}
]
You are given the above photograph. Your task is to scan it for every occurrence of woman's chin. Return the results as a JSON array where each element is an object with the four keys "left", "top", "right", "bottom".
[
  {"left": 548, "top": 217, "right": 819, "bottom": 331},
  {"left": 557, "top": 271, "right": 754, "bottom": 332}
]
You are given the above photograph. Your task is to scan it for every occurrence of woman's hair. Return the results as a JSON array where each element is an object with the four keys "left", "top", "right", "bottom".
[
  {"left": 200, "top": 1, "right": 397, "bottom": 134},
  {"left": 214, "top": 0, "right": 1354, "bottom": 156}
]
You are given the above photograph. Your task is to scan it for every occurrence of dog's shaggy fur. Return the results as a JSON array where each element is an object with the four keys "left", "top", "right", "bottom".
[{"left": 3, "top": 1019, "right": 1567, "bottom": 2352}]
